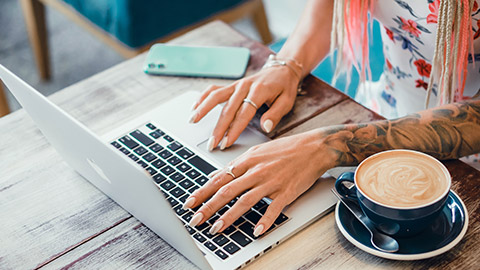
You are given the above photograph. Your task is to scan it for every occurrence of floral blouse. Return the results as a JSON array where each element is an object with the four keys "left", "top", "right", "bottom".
[{"left": 356, "top": 0, "right": 480, "bottom": 168}]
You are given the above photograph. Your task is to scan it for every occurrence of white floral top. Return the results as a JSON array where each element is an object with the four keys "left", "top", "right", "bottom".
[{"left": 356, "top": 0, "right": 480, "bottom": 168}]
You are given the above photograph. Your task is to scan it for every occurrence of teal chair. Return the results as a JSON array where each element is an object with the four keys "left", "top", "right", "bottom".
[
  {"left": 20, "top": 0, "right": 272, "bottom": 80},
  {"left": 270, "top": 20, "right": 385, "bottom": 99}
]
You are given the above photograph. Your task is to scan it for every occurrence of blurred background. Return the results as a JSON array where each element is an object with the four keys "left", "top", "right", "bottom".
[{"left": 0, "top": 0, "right": 307, "bottom": 113}]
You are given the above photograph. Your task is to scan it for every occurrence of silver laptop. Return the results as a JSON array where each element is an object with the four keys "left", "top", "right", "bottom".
[{"left": 0, "top": 64, "right": 336, "bottom": 270}]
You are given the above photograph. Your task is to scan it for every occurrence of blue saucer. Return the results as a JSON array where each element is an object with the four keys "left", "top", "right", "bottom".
[{"left": 335, "top": 190, "right": 469, "bottom": 260}]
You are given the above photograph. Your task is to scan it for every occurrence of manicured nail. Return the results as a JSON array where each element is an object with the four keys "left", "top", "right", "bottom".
[
  {"left": 263, "top": 119, "right": 273, "bottom": 133},
  {"left": 209, "top": 220, "right": 224, "bottom": 235},
  {"left": 189, "top": 111, "right": 198, "bottom": 124},
  {"left": 253, "top": 224, "right": 264, "bottom": 237},
  {"left": 207, "top": 136, "right": 215, "bottom": 152},
  {"left": 208, "top": 169, "right": 220, "bottom": 178},
  {"left": 220, "top": 136, "right": 228, "bottom": 150},
  {"left": 189, "top": 212, "right": 204, "bottom": 227},
  {"left": 183, "top": 197, "right": 196, "bottom": 210},
  {"left": 191, "top": 102, "right": 198, "bottom": 111}
]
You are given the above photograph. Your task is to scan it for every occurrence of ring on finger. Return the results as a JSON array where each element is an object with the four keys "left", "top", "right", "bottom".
[
  {"left": 225, "top": 165, "right": 236, "bottom": 179},
  {"left": 243, "top": 98, "right": 258, "bottom": 110}
]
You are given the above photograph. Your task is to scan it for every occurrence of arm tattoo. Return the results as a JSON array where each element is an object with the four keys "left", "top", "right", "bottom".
[{"left": 321, "top": 99, "right": 480, "bottom": 166}]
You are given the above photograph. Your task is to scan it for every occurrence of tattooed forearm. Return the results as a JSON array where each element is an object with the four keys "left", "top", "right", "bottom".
[{"left": 320, "top": 99, "right": 480, "bottom": 166}]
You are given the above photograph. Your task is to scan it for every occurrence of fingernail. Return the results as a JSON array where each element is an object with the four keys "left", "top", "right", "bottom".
[
  {"left": 207, "top": 136, "right": 215, "bottom": 152},
  {"left": 183, "top": 197, "right": 196, "bottom": 210},
  {"left": 253, "top": 224, "right": 264, "bottom": 237},
  {"left": 189, "top": 111, "right": 198, "bottom": 124},
  {"left": 220, "top": 136, "right": 228, "bottom": 150},
  {"left": 208, "top": 169, "right": 220, "bottom": 178},
  {"left": 191, "top": 102, "right": 198, "bottom": 111},
  {"left": 263, "top": 119, "right": 273, "bottom": 133},
  {"left": 189, "top": 212, "right": 204, "bottom": 227},
  {"left": 209, "top": 220, "right": 224, "bottom": 235}
]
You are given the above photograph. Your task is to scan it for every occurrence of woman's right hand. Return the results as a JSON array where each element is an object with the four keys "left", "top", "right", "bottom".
[{"left": 189, "top": 64, "right": 301, "bottom": 151}]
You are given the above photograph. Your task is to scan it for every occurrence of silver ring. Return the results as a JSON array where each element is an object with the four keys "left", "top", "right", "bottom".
[
  {"left": 243, "top": 98, "right": 258, "bottom": 110},
  {"left": 225, "top": 165, "right": 236, "bottom": 179}
]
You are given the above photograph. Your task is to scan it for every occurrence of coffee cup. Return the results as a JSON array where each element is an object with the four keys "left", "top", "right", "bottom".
[{"left": 335, "top": 149, "right": 451, "bottom": 237}]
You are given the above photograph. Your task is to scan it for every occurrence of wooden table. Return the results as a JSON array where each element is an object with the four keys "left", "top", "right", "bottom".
[{"left": 1, "top": 21, "right": 479, "bottom": 270}]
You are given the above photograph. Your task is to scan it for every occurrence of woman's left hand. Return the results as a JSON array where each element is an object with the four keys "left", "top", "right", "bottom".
[{"left": 182, "top": 130, "right": 337, "bottom": 237}]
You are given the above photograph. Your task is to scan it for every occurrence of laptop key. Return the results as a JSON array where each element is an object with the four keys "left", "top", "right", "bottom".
[
  {"left": 120, "top": 147, "right": 130, "bottom": 155},
  {"left": 171, "top": 187, "right": 186, "bottom": 198},
  {"left": 166, "top": 197, "right": 179, "bottom": 207},
  {"left": 153, "top": 174, "right": 166, "bottom": 184},
  {"left": 185, "top": 225, "right": 195, "bottom": 235},
  {"left": 149, "top": 130, "right": 162, "bottom": 139},
  {"left": 143, "top": 153, "right": 157, "bottom": 162},
  {"left": 239, "top": 222, "right": 256, "bottom": 239},
  {"left": 207, "top": 215, "right": 220, "bottom": 225},
  {"left": 230, "top": 231, "right": 252, "bottom": 247},
  {"left": 222, "top": 225, "right": 235, "bottom": 235},
  {"left": 195, "top": 176, "right": 209, "bottom": 186},
  {"left": 179, "top": 179, "right": 194, "bottom": 189},
  {"left": 137, "top": 160, "right": 148, "bottom": 168},
  {"left": 128, "top": 154, "right": 139, "bottom": 161},
  {"left": 202, "top": 228, "right": 216, "bottom": 239},
  {"left": 167, "top": 156, "right": 182, "bottom": 166},
  {"left": 151, "top": 159, "right": 166, "bottom": 169},
  {"left": 257, "top": 205, "right": 267, "bottom": 215},
  {"left": 224, "top": 242, "right": 240, "bottom": 255},
  {"left": 215, "top": 250, "right": 228, "bottom": 260},
  {"left": 228, "top": 197, "right": 238, "bottom": 207},
  {"left": 145, "top": 167, "right": 157, "bottom": 176},
  {"left": 196, "top": 222, "right": 209, "bottom": 231},
  {"left": 182, "top": 211, "right": 193, "bottom": 223},
  {"left": 170, "top": 172, "right": 185, "bottom": 182},
  {"left": 218, "top": 206, "right": 229, "bottom": 215},
  {"left": 134, "top": 146, "right": 148, "bottom": 155},
  {"left": 253, "top": 200, "right": 267, "bottom": 211},
  {"left": 193, "top": 233, "right": 207, "bottom": 243},
  {"left": 174, "top": 205, "right": 187, "bottom": 216},
  {"left": 274, "top": 213, "right": 289, "bottom": 225},
  {"left": 146, "top": 123, "right": 156, "bottom": 130},
  {"left": 186, "top": 169, "right": 201, "bottom": 179},
  {"left": 177, "top": 148, "right": 194, "bottom": 159},
  {"left": 204, "top": 241, "right": 217, "bottom": 251},
  {"left": 160, "top": 180, "right": 175, "bottom": 190},
  {"left": 179, "top": 194, "right": 189, "bottom": 203},
  {"left": 159, "top": 149, "right": 173, "bottom": 159},
  {"left": 160, "top": 165, "right": 175, "bottom": 175},
  {"left": 119, "top": 136, "right": 139, "bottom": 149},
  {"left": 149, "top": 143, "right": 163, "bottom": 153},
  {"left": 111, "top": 141, "right": 121, "bottom": 148},
  {"left": 167, "top": 141, "right": 182, "bottom": 151},
  {"left": 163, "top": 135, "right": 174, "bottom": 142},
  {"left": 130, "top": 130, "right": 154, "bottom": 146},
  {"left": 245, "top": 211, "right": 262, "bottom": 224},
  {"left": 212, "top": 235, "right": 229, "bottom": 246},
  {"left": 232, "top": 216, "right": 245, "bottom": 226},
  {"left": 188, "top": 156, "right": 217, "bottom": 175},
  {"left": 177, "top": 162, "right": 191, "bottom": 172}
]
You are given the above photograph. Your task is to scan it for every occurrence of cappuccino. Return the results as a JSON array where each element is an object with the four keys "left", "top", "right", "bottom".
[{"left": 356, "top": 150, "right": 450, "bottom": 208}]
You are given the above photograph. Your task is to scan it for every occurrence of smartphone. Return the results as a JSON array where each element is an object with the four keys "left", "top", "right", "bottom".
[{"left": 143, "top": 44, "right": 250, "bottom": 79}]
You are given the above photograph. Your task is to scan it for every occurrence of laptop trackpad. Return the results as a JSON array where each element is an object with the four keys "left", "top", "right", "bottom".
[{"left": 196, "top": 126, "right": 269, "bottom": 166}]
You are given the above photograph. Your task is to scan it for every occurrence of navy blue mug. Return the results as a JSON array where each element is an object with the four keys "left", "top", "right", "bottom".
[{"left": 335, "top": 150, "right": 451, "bottom": 238}]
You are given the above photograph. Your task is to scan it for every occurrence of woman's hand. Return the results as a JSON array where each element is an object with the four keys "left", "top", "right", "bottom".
[
  {"left": 189, "top": 65, "right": 301, "bottom": 151},
  {"left": 182, "top": 130, "right": 338, "bottom": 237}
]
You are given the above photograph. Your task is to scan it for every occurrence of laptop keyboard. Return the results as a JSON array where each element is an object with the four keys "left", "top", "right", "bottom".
[{"left": 111, "top": 122, "right": 289, "bottom": 260}]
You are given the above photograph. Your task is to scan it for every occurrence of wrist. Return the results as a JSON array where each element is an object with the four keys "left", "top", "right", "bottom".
[{"left": 262, "top": 54, "right": 304, "bottom": 81}]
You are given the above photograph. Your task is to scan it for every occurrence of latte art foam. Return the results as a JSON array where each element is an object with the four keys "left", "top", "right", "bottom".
[{"left": 357, "top": 151, "right": 449, "bottom": 208}]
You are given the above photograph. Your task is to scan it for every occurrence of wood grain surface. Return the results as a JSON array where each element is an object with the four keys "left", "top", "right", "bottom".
[{"left": 0, "top": 21, "right": 479, "bottom": 270}]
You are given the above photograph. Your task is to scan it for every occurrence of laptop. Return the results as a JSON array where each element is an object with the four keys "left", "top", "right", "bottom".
[{"left": 0, "top": 64, "right": 336, "bottom": 270}]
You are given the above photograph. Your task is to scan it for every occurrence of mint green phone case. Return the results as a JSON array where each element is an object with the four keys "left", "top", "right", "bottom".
[{"left": 143, "top": 44, "right": 250, "bottom": 79}]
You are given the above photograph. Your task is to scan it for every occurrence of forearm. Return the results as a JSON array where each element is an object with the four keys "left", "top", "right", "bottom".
[
  {"left": 316, "top": 99, "right": 480, "bottom": 166},
  {"left": 277, "top": 0, "right": 334, "bottom": 78}
]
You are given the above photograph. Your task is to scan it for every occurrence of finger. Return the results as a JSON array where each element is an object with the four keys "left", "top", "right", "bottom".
[
  {"left": 214, "top": 187, "right": 271, "bottom": 235},
  {"left": 190, "top": 174, "right": 259, "bottom": 229},
  {"left": 209, "top": 80, "right": 252, "bottom": 149},
  {"left": 220, "top": 85, "right": 265, "bottom": 149},
  {"left": 184, "top": 163, "right": 247, "bottom": 210},
  {"left": 260, "top": 94, "right": 295, "bottom": 133},
  {"left": 192, "top": 84, "right": 223, "bottom": 110},
  {"left": 252, "top": 196, "right": 287, "bottom": 237},
  {"left": 191, "top": 85, "right": 235, "bottom": 124}
]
